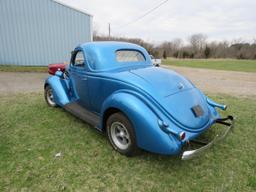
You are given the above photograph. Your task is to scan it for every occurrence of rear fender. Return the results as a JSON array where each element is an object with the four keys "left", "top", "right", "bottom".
[
  {"left": 45, "top": 74, "right": 71, "bottom": 107},
  {"left": 101, "top": 90, "right": 181, "bottom": 155}
]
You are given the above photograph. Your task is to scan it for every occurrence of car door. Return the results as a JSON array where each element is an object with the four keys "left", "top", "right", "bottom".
[{"left": 69, "top": 50, "right": 90, "bottom": 109}]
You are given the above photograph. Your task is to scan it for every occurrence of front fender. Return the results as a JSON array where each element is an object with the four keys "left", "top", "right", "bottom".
[
  {"left": 101, "top": 90, "right": 181, "bottom": 155},
  {"left": 45, "top": 75, "right": 71, "bottom": 107}
]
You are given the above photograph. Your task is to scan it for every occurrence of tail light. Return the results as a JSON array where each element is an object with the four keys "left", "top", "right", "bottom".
[{"left": 179, "top": 132, "right": 186, "bottom": 140}]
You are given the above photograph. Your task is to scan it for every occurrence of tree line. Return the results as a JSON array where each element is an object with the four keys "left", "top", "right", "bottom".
[{"left": 93, "top": 33, "right": 256, "bottom": 60}]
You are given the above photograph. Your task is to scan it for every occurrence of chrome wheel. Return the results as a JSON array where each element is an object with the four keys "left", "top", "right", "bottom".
[
  {"left": 45, "top": 86, "right": 56, "bottom": 107},
  {"left": 107, "top": 112, "right": 139, "bottom": 156},
  {"left": 110, "top": 122, "right": 131, "bottom": 150}
]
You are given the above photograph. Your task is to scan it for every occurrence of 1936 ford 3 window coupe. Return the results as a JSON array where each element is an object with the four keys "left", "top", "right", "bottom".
[{"left": 44, "top": 42, "right": 234, "bottom": 160}]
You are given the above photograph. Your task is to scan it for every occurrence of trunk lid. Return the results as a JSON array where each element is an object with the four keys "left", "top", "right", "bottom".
[
  {"left": 129, "top": 67, "right": 209, "bottom": 129},
  {"left": 163, "top": 88, "right": 210, "bottom": 129}
]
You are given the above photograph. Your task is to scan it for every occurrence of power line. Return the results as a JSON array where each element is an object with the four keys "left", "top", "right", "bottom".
[{"left": 118, "top": 0, "right": 169, "bottom": 29}]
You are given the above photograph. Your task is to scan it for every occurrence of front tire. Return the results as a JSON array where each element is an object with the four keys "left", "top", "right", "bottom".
[
  {"left": 44, "top": 85, "right": 57, "bottom": 107},
  {"left": 106, "top": 112, "right": 139, "bottom": 156}
]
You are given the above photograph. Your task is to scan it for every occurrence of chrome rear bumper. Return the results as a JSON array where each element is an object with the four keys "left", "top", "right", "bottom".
[{"left": 182, "top": 116, "right": 234, "bottom": 160}]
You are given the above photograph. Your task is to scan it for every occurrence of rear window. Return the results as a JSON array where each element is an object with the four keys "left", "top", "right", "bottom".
[{"left": 116, "top": 50, "right": 145, "bottom": 62}]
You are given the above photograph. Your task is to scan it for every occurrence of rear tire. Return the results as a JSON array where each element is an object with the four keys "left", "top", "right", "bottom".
[
  {"left": 44, "top": 85, "right": 57, "bottom": 107},
  {"left": 106, "top": 112, "right": 139, "bottom": 156}
]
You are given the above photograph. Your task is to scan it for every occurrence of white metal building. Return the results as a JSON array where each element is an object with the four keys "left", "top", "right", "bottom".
[{"left": 0, "top": 0, "right": 92, "bottom": 66}]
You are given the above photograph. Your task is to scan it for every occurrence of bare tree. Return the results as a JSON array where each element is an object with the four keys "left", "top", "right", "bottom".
[
  {"left": 188, "top": 34, "right": 207, "bottom": 53},
  {"left": 157, "top": 38, "right": 183, "bottom": 58},
  {"left": 172, "top": 38, "right": 183, "bottom": 50}
]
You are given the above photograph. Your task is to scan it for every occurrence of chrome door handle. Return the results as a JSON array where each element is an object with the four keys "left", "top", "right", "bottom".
[{"left": 82, "top": 77, "right": 87, "bottom": 80}]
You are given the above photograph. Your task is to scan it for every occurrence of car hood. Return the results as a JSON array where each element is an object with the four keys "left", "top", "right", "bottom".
[{"left": 109, "top": 67, "right": 210, "bottom": 130}]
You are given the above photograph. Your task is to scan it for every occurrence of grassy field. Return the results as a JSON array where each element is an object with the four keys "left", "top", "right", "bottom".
[
  {"left": 0, "top": 93, "right": 256, "bottom": 191},
  {"left": 163, "top": 58, "right": 256, "bottom": 72},
  {"left": 0, "top": 65, "right": 47, "bottom": 73}
]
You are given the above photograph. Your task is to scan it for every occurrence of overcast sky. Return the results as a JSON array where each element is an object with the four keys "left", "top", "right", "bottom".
[{"left": 63, "top": 0, "right": 256, "bottom": 43}]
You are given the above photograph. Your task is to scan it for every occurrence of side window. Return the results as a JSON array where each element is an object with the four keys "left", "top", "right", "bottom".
[{"left": 73, "top": 51, "right": 85, "bottom": 67}]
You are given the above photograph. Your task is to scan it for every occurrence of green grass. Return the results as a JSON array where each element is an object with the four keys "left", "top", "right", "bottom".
[
  {"left": 0, "top": 65, "right": 47, "bottom": 73},
  {"left": 163, "top": 58, "right": 256, "bottom": 72},
  {"left": 0, "top": 93, "right": 255, "bottom": 191}
]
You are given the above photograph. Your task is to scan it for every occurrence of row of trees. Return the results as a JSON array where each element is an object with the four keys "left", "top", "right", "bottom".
[
  {"left": 93, "top": 33, "right": 256, "bottom": 60},
  {"left": 158, "top": 34, "right": 256, "bottom": 59}
]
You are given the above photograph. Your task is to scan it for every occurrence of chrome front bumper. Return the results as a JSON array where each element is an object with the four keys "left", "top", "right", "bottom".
[{"left": 182, "top": 116, "right": 235, "bottom": 160}]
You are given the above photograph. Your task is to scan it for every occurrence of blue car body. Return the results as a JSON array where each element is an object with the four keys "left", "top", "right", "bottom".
[{"left": 45, "top": 41, "right": 233, "bottom": 158}]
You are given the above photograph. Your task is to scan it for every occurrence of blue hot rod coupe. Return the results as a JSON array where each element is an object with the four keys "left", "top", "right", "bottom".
[{"left": 44, "top": 42, "right": 234, "bottom": 160}]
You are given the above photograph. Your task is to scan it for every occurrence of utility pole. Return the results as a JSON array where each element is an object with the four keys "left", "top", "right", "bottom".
[{"left": 108, "top": 23, "right": 111, "bottom": 40}]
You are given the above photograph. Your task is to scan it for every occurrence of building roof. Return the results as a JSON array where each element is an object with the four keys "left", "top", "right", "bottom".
[{"left": 52, "top": 0, "right": 93, "bottom": 17}]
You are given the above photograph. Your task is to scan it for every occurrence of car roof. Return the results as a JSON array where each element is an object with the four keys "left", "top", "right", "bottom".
[
  {"left": 77, "top": 41, "right": 152, "bottom": 71},
  {"left": 80, "top": 41, "right": 145, "bottom": 51}
]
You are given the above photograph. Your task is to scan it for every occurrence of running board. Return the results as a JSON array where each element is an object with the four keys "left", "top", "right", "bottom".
[{"left": 64, "top": 102, "right": 101, "bottom": 130}]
